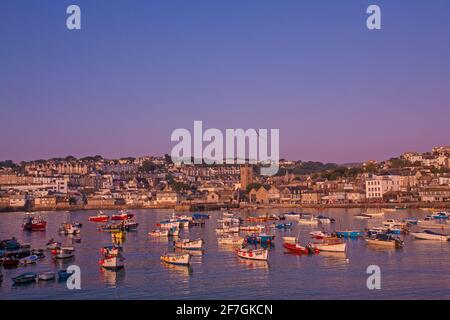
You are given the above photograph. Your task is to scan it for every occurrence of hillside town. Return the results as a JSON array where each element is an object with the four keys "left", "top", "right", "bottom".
[{"left": 1, "top": 146, "right": 450, "bottom": 212}]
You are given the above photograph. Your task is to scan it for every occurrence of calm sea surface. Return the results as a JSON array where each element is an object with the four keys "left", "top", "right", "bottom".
[{"left": 1, "top": 208, "right": 450, "bottom": 300}]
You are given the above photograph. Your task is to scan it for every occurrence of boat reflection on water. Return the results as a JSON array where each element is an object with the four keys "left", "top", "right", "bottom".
[
  {"left": 111, "top": 231, "right": 126, "bottom": 245},
  {"left": 318, "top": 251, "right": 349, "bottom": 267},
  {"left": 236, "top": 258, "right": 269, "bottom": 271},
  {"left": 174, "top": 247, "right": 204, "bottom": 256},
  {"left": 161, "top": 262, "right": 193, "bottom": 278},
  {"left": 100, "top": 268, "right": 126, "bottom": 287}
]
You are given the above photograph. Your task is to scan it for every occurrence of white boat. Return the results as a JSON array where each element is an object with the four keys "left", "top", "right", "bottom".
[
  {"left": 364, "top": 211, "right": 384, "bottom": 217},
  {"left": 237, "top": 248, "right": 268, "bottom": 261},
  {"left": 55, "top": 247, "right": 75, "bottom": 259},
  {"left": 100, "top": 256, "right": 125, "bottom": 270},
  {"left": 174, "top": 238, "right": 203, "bottom": 250},
  {"left": 383, "top": 219, "right": 406, "bottom": 228},
  {"left": 354, "top": 214, "right": 372, "bottom": 220},
  {"left": 148, "top": 229, "right": 169, "bottom": 237},
  {"left": 282, "top": 236, "right": 297, "bottom": 244},
  {"left": 410, "top": 230, "right": 450, "bottom": 241},
  {"left": 298, "top": 216, "right": 319, "bottom": 225},
  {"left": 311, "top": 239, "right": 346, "bottom": 252},
  {"left": 168, "top": 227, "right": 179, "bottom": 236},
  {"left": 160, "top": 253, "right": 190, "bottom": 265},
  {"left": 216, "top": 226, "right": 239, "bottom": 234},
  {"left": 38, "top": 271, "right": 56, "bottom": 281},
  {"left": 284, "top": 213, "right": 300, "bottom": 220},
  {"left": 58, "top": 223, "right": 81, "bottom": 235},
  {"left": 239, "top": 225, "right": 265, "bottom": 232},
  {"left": 218, "top": 235, "right": 244, "bottom": 246},
  {"left": 46, "top": 240, "right": 61, "bottom": 250}
]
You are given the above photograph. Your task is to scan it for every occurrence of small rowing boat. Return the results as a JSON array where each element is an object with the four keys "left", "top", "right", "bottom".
[
  {"left": 311, "top": 238, "right": 346, "bottom": 252},
  {"left": 55, "top": 247, "right": 75, "bottom": 259},
  {"left": 58, "top": 269, "right": 74, "bottom": 281},
  {"left": 218, "top": 235, "right": 244, "bottom": 246},
  {"left": 12, "top": 272, "right": 37, "bottom": 284},
  {"left": 365, "top": 234, "right": 403, "bottom": 248},
  {"left": 38, "top": 271, "right": 56, "bottom": 281},
  {"left": 354, "top": 214, "right": 372, "bottom": 220}
]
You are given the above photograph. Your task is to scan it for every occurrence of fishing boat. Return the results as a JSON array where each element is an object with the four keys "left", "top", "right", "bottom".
[
  {"left": 282, "top": 243, "right": 319, "bottom": 254},
  {"left": 354, "top": 214, "right": 372, "bottom": 220},
  {"left": 311, "top": 238, "right": 346, "bottom": 252},
  {"left": 383, "top": 219, "right": 407, "bottom": 228},
  {"left": 282, "top": 236, "right": 297, "bottom": 244},
  {"left": 148, "top": 229, "right": 169, "bottom": 237},
  {"left": 58, "top": 223, "right": 81, "bottom": 235},
  {"left": 99, "top": 246, "right": 125, "bottom": 270},
  {"left": 160, "top": 253, "right": 190, "bottom": 266},
  {"left": 218, "top": 217, "right": 241, "bottom": 226},
  {"left": 410, "top": 230, "right": 450, "bottom": 241},
  {"left": 58, "top": 269, "right": 74, "bottom": 281},
  {"left": 12, "top": 272, "right": 37, "bottom": 284},
  {"left": 157, "top": 221, "right": 180, "bottom": 230},
  {"left": 55, "top": 247, "right": 75, "bottom": 259},
  {"left": 111, "top": 211, "right": 134, "bottom": 221},
  {"left": 236, "top": 248, "right": 268, "bottom": 261},
  {"left": 89, "top": 212, "right": 109, "bottom": 222},
  {"left": 218, "top": 235, "right": 244, "bottom": 246},
  {"left": 222, "top": 211, "right": 236, "bottom": 218},
  {"left": 335, "top": 230, "right": 364, "bottom": 238},
  {"left": 38, "top": 271, "right": 56, "bottom": 281},
  {"left": 0, "top": 238, "right": 21, "bottom": 251},
  {"left": 19, "top": 254, "right": 39, "bottom": 266},
  {"left": 365, "top": 234, "right": 403, "bottom": 248},
  {"left": 417, "top": 218, "right": 450, "bottom": 229},
  {"left": 22, "top": 215, "right": 47, "bottom": 231},
  {"left": 174, "top": 238, "right": 203, "bottom": 250}
]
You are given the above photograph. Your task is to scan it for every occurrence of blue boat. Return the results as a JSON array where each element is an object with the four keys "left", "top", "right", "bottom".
[
  {"left": 58, "top": 269, "right": 74, "bottom": 281},
  {"left": 431, "top": 212, "right": 450, "bottom": 220},
  {"left": 335, "top": 230, "right": 364, "bottom": 238},
  {"left": 274, "top": 222, "right": 293, "bottom": 229},
  {"left": 12, "top": 272, "right": 37, "bottom": 285},
  {"left": 192, "top": 213, "right": 210, "bottom": 220},
  {"left": 245, "top": 234, "right": 275, "bottom": 244}
]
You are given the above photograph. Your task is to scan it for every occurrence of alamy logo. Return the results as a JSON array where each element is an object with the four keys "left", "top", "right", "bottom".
[
  {"left": 366, "top": 265, "right": 381, "bottom": 290},
  {"left": 170, "top": 121, "right": 280, "bottom": 176},
  {"left": 66, "top": 265, "right": 81, "bottom": 290}
]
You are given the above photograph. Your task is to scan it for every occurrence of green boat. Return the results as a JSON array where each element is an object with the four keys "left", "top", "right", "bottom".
[{"left": 12, "top": 272, "right": 37, "bottom": 284}]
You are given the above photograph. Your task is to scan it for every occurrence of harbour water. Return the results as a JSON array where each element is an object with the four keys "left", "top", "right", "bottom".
[{"left": 1, "top": 208, "right": 450, "bottom": 300}]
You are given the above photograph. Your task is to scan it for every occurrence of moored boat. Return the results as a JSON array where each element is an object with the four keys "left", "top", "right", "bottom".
[
  {"left": 12, "top": 272, "right": 37, "bottom": 284},
  {"left": 365, "top": 234, "right": 403, "bottom": 248},
  {"left": 58, "top": 269, "right": 74, "bottom": 281},
  {"left": 19, "top": 254, "right": 39, "bottom": 266},
  {"left": 410, "top": 230, "right": 450, "bottom": 241},
  {"left": 282, "top": 243, "right": 319, "bottom": 254},
  {"left": 354, "top": 214, "right": 372, "bottom": 220},
  {"left": 89, "top": 212, "right": 109, "bottom": 222},
  {"left": 282, "top": 236, "right": 297, "bottom": 244},
  {"left": 218, "top": 235, "right": 244, "bottom": 246},
  {"left": 58, "top": 223, "right": 81, "bottom": 235},
  {"left": 335, "top": 230, "right": 364, "bottom": 238},
  {"left": 55, "top": 247, "right": 75, "bottom": 259},
  {"left": 245, "top": 233, "right": 275, "bottom": 244},
  {"left": 148, "top": 229, "right": 169, "bottom": 237},
  {"left": 38, "top": 271, "right": 56, "bottom": 281},
  {"left": 160, "top": 253, "right": 190, "bottom": 265},
  {"left": 311, "top": 238, "right": 346, "bottom": 252},
  {"left": 272, "top": 222, "right": 293, "bottom": 229},
  {"left": 22, "top": 215, "right": 47, "bottom": 231},
  {"left": 111, "top": 211, "right": 134, "bottom": 221},
  {"left": 236, "top": 248, "right": 268, "bottom": 261},
  {"left": 174, "top": 238, "right": 203, "bottom": 250}
]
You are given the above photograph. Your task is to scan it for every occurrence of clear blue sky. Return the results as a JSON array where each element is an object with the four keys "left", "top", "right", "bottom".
[{"left": 1, "top": 0, "right": 449, "bottom": 163}]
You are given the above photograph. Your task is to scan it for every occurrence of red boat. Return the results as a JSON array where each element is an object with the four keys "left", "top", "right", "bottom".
[
  {"left": 22, "top": 215, "right": 47, "bottom": 231},
  {"left": 111, "top": 211, "right": 134, "bottom": 221},
  {"left": 283, "top": 242, "right": 319, "bottom": 255},
  {"left": 1, "top": 257, "right": 20, "bottom": 269},
  {"left": 89, "top": 212, "right": 109, "bottom": 222}
]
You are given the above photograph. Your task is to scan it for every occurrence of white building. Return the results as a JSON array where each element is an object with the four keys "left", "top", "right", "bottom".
[{"left": 365, "top": 175, "right": 402, "bottom": 199}]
